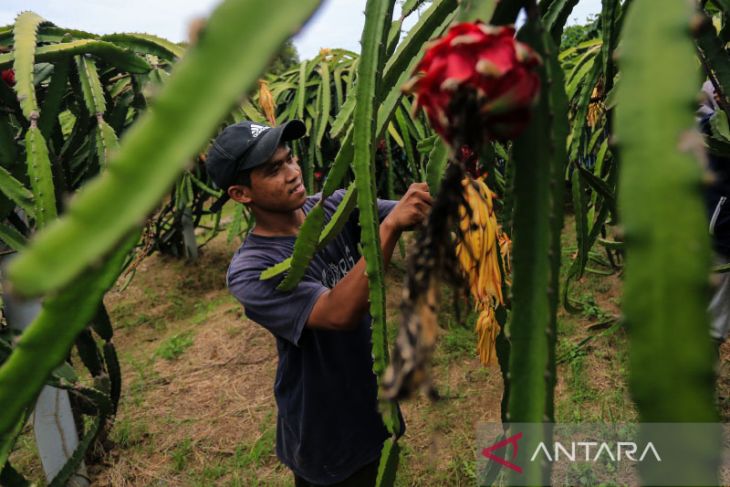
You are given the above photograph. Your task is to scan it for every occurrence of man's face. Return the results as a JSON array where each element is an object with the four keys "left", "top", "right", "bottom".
[{"left": 228, "top": 144, "right": 307, "bottom": 212}]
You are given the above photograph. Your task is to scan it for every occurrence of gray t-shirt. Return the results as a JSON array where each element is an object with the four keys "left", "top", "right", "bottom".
[{"left": 227, "top": 189, "right": 401, "bottom": 484}]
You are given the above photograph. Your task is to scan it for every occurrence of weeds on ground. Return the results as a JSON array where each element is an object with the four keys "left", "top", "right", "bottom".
[{"left": 156, "top": 332, "right": 194, "bottom": 360}]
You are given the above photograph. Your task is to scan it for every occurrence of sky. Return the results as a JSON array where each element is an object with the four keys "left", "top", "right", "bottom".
[{"left": 1, "top": 0, "right": 602, "bottom": 60}]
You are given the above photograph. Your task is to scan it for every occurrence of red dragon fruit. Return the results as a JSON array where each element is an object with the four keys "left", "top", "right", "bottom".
[
  {"left": 1, "top": 69, "right": 15, "bottom": 86},
  {"left": 404, "top": 22, "right": 541, "bottom": 145}
]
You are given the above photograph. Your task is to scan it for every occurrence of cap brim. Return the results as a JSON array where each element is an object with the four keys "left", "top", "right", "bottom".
[{"left": 240, "top": 119, "right": 306, "bottom": 172}]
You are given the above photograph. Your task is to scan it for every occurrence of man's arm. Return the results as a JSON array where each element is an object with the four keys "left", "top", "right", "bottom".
[{"left": 307, "top": 182, "right": 432, "bottom": 331}]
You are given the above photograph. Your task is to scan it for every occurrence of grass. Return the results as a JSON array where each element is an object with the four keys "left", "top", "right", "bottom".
[
  {"left": 111, "top": 416, "right": 149, "bottom": 448},
  {"left": 171, "top": 438, "right": 193, "bottom": 472},
  {"left": 232, "top": 412, "right": 277, "bottom": 469},
  {"left": 155, "top": 332, "right": 194, "bottom": 360}
]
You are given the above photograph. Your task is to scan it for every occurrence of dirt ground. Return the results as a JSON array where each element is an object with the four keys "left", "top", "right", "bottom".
[{"left": 9, "top": 217, "right": 730, "bottom": 486}]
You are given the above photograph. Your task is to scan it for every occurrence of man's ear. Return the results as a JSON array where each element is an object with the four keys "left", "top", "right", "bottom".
[{"left": 228, "top": 184, "right": 252, "bottom": 205}]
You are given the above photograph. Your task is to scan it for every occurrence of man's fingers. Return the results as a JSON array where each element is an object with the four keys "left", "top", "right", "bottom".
[
  {"left": 413, "top": 201, "right": 431, "bottom": 217},
  {"left": 414, "top": 190, "right": 433, "bottom": 205},
  {"left": 405, "top": 185, "right": 432, "bottom": 204},
  {"left": 408, "top": 182, "right": 430, "bottom": 194}
]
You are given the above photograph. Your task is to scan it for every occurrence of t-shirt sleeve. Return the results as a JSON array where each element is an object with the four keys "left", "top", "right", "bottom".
[
  {"left": 228, "top": 257, "right": 328, "bottom": 346},
  {"left": 377, "top": 198, "right": 398, "bottom": 222}
]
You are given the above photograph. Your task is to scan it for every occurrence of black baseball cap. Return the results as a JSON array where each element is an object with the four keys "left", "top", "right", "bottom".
[{"left": 205, "top": 119, "right": 306, "bottom": 211}]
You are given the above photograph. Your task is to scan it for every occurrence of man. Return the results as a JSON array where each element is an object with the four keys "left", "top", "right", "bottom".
[{"left": 205, "top": 119, "right": 432, "bottom": 486}]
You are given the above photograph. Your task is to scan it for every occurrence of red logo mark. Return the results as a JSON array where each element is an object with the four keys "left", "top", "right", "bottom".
[{"left": 482, "top": 432, "right": 523, "bottom": 473}]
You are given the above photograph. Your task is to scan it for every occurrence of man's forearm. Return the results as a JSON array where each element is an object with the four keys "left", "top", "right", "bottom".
[{"left": 309, "top": 220, "right": 402, "bottom": 329}]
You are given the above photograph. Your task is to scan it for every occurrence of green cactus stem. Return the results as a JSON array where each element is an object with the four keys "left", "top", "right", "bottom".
[
  {"left": 507, "top": 10, "right": 567, "bottom": 485},
  {"left": 352, "top": 0, "right": 400, "bottom": 440},
  {"left": 616, "top": 0, "right": 720, "bottom": 483},
  {"left": 0, "top": 38, "right": 151, "bottom": 73}
]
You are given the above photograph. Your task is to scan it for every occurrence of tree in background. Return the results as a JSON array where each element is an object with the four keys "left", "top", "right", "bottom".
[
  {"left": 560, "top": 15, "right": 598, "bottom": 50},
  {"left": 269, "top": 39, "right": 300, "bottom": 75}
]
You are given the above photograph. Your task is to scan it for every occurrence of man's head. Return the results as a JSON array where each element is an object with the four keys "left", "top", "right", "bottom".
[
  {"left": 205, "top": 119, "right": 306, "bottom": 211},
  {"left": 228, "top": 143, "right": 307, "bottom": 212}
]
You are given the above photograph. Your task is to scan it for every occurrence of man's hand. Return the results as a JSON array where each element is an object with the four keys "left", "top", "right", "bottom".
[{"left": 383, "top": 182, "right": 433, "bottom": 232}]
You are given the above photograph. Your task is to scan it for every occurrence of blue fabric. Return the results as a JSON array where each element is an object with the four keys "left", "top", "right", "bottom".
[{"left": 227, "top": 189, "right": 403, "bottom": 485}]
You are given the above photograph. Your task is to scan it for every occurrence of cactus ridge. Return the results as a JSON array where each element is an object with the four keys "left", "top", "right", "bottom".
[
  {"left": 352, "top": 0, "right": 400, "bottom": 441},
  {"left": 0, "top": 222, "right": 26, "bottom": 251},
  {"left": 0, "top": 39, "right": 152, "bottom": 74},
  {"left": 103, "top": 341, "right": 122, "bottom": 413},
  {"left": 315, "top": 61, "right": 331, "bottom": 148},
  {"left": 506, "top": 11, "right": 567, "bottom": 484},
  {"left": 296, "top": 61, "right": 307, "bottom": 121},
  {"left": 74, "top": 55, "right": 122, "bottom": 167},
  {"left": 96, "top": 120, "right": 120, "bottom": 167},
  {"left": 425, "top": 138, "right": 449, "bottom": 196},
  {"left": 38, "top": 59, "right": 70, "bottom": 139},
  {"left": 101, "top": 33, "right": 185, "bottom": 60},
  {"left": 541, "top": 0, "right": 580, "bottom": 42},
  {"left": 76, "top": 55, "right": 107, "bottom": 115},
  {"left": 542, "top": 22, "right": 569, "bottom": 426},
  {"left": 12, "top": 11, "right": 45, "bottom": 118},
  {"left": 25, "top": 126, "right": 57, "bottom": 228},
  {"left": 0, "top": 165, "right": 35, "bottom": 218},
  {"left": 329, "top": 87, "right": 357, "bottom": 139},
  {"left": 375, "top": 437, "right": 401, "bottom": 487},
  {"left": 275, "top": 205, "right": 327, "bottom": 291}
]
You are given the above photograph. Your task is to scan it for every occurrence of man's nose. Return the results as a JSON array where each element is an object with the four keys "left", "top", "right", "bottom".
[
  {"left": 285, "top": 160, "right": 301, "bottom": 180},
  {"left": 291, "top": 158, "right": 302, "bottom": 174}
]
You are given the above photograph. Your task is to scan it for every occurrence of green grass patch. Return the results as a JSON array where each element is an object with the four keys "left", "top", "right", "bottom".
[
  {"left": 111, "top": 416, "right": 149, "bottom": 448},
  {"left": 440, "top": 325, "right": 475, "bottom": 360},
  {"left": 156, "top": 332, "right": 194, "bottom": 360},
  {"left": 171, "top": 437, "right": 193, "bottom": 472},
  {"left": 232, "top": 412, "right": 276, "bottom": 469}
]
